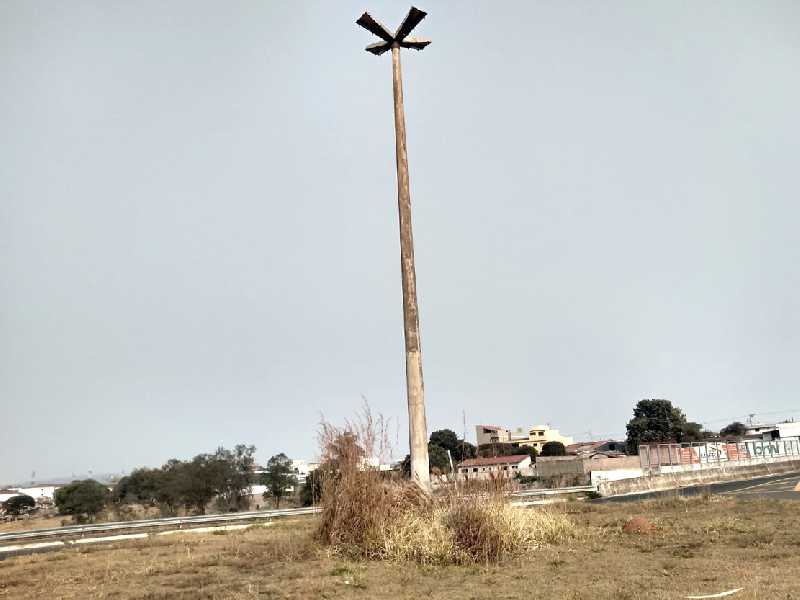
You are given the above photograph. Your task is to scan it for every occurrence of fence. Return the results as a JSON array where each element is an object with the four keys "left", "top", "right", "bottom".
[{"left": 638, "top": 438, "right": 800, "bottom": 475}]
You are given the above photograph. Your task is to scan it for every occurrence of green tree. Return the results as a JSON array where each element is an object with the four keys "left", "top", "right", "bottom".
[
  {"left": 177, "top": 454, "right": 222, "bottom": 514},
  {"left": 477, "top": 442, "right": 520, "bottom": 458},
  {"left": 516, "top": 445, "right": 539, "bottom": 461},
  {"left": 540, "top": 441, "right": 567, "bottom": 457},
  {"left": 114, "top": 468, "right": 164, "bottom": 505},
  {"left": 299, "top": 470, "right": 321, "bottom": 507},
  {"left": 720, "top": 422, "right": 747, "bottom": 438},
  {"left": 213, "top": 444, "right": 256, "bottom": 511},
  {"left": 453, "top": 440, "right": 477, "bottom": 462},
  {"left": 399, "top": 454, "right": 411, "bottom": 478},
  {"left": 428, "top": 443, "right": 451, "bottom": 474},
  {"left": 429, "top": 429, "right": 477, "bottom": 462},
  {"left": 54, "top": 480, "right": 109, "bottom": 522},
  {"left": 262, "top": 453, "right": 297, "bottom": 508},
  {"left": 429, "top": 429, "right": 459, "bottom": 453},
  {"left": 626, "top": 399, "right": 696, "bottom": 453},
  {"left": 3, "top": 494, "right": 36, "bottom": 516}
]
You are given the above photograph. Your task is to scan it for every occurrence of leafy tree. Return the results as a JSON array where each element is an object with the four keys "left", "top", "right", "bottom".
[
  {"left": 114, "top": 468, "right": 164, "bottom": 505},
  {"left": 54, "top": 480, "right": 109, "bottom": 522},
  {"left": 453, "top": 440, "right": 477, "bottom": 462},
  {"left": 679, "top": 421, "right": 707, "bottom": 443},
  {"left": 540, "top": 441, "right": 567, "bottom": 457},
  {"left": 213, "top": 444, "right": 256, "bottom": 511},
  {"left": 399, "top": 454, "right": 411, "bottom": 478},
  {"left": 720, "top": 421, "right": 747, "bottom": 438},
  {"left": 262, "top": 453, "right": 297, "bottom": 508},
  {"left": 477, "top": 442, "right": 520, "bottom": 458},
  {"left": 428, "top": 443, "right": 451, "bottom": 474},
  {"left": 300, "top": 470, "right": 322, "bottom": 507},
  {"left": 175, "top": 454, "right": 223, "bottom": 514},
  {"left": 625, "top": 399, "right": 696, "bottom": 453},
  {"left": 516, "top": 445, "right": 539, "bottom": 461},
  {"left": 3, "top": 494, "right": 35, "bottom": 516},
  {"left": 429, "top": 429, "right": 475, "bottom": 462},
  {"left": 156, "top": 459, "right": 187, "bottom": 515},
  {"left": 429, "top": 429, "right": 459, "bottom": 453}
]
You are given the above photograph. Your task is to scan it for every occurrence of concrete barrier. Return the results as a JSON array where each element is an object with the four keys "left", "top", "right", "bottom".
[{"left": 597, "top": 458, "right": 800, "bottom": 497}]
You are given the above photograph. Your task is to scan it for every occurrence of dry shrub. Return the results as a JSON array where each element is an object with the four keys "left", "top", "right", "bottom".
[{"left": 315, "top": 406, "right": 575, "bottom": 565}]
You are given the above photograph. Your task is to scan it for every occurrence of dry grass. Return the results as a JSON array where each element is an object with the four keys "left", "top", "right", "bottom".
[
  {"left": 2, "top": 496, "right": 800, "bottom": 599},
  {"left": 0, "top": 515, "right": 66, "bottom": 533},
  {"left": 383, "top": 496, "right": 575, "bottom": 565},
  {"left": 315, "top": 408, "right": 574, "bottom": 565}
]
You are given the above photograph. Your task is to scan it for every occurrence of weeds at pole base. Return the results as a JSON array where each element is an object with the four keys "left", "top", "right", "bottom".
[{"left": 315, "top": 406, "right": 576, "bottom": 565}]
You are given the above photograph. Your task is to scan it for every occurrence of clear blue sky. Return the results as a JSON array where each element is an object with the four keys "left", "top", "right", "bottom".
[{"left": 2, "top": 1, "right": 799, "bottom": 484}]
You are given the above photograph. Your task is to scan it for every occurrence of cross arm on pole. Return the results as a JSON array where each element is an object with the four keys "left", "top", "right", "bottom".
[
  {"left": 356, "top": 6, "right": 430, "bottom": 55},
  {"left": 394, "top": 7, "right": 427, "bottom": 43},
  {"left": 356, "top": 12, "right": 394, "bottom": 43},
  {"left": 399, "top": 37, "right": 431, "bottom": 51}
]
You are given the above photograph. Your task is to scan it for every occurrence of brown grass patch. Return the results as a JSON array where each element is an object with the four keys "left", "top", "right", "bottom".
[
  {"left": 2, "top": 497, "right": 800, "bottom": 599},
  {"left": 315, "top": 409, "right": 574, "bottom": 564}
]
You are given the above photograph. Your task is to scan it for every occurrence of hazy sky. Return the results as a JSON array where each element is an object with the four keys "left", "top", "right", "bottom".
[{"left": 2, "top": 1, "right": 799, "bottom": 484}]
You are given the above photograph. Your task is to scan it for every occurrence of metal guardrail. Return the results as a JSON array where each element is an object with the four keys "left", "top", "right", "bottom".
[
  {"left": 0, "top": 506, "right": 321, "bottom": 544},
  {"left": 511, "top": 485, "right": 595, "bottom": 498},
  {"left": 0, "top": 485, "right": 598, "bottom": 545}
]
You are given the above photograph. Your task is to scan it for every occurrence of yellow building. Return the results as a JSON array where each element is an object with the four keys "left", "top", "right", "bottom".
[{"left": 475, "top": 424, "right": 574, "bottom": 453}]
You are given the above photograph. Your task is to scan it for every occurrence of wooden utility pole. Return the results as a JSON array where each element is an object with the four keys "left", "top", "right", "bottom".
[{"left": 357, "top": 7, "right": 432, "bottom": 490}]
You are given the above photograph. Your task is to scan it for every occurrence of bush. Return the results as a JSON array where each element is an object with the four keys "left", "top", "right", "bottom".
[
  {"left": 315, "top": 409, "right": 575, "bottom": 565},
  {"left": 540, "top": 441, "right": 567, "bottom": 457},
  {"left": 3, "top": 494, "right": 36, "bottom": 516},
  {"left": 54, "top": 480, "right": 109, "bottom": 522}
]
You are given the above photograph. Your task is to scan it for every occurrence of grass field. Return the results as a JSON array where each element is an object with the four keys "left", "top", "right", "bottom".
[{"left": 1, "top": 495, "right": 797, "bottom": 599}]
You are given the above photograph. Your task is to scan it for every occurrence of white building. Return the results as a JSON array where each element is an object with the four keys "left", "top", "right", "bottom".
[
  {"left": 475, "top": 424, "right": 574, "bottom": 453},
  {"left": 746, "top": 422, "right": 800, "bottom": 440},
  {"left": 290, "top": 459, "right": 319, "bottom": 485},
  {"left": 456, "top": 454, "right": 533, "bottom": 480},
  {"left": 14, "top": 486, "right": 59, "bottom": 502}
]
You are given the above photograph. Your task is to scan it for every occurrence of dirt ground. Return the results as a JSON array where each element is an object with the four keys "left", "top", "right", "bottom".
[
  {"left": 0, "top": 514, "right": 66, "bottom": 533},
  {"left": 1, "top": 495, "right": 797, "bottom": 599}
]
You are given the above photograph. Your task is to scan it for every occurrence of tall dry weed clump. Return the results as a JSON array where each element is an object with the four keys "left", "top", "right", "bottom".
[{"left": 315, "top": 406, "right": 575, "bottom": 565}]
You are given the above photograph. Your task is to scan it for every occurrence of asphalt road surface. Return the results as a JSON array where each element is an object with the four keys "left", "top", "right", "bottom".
[{"left": 598, "top": 472, "right": 800, "bottom": 503}]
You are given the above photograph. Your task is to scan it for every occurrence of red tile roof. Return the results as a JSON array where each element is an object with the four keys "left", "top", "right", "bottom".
[{"left": 457, "top": 455, "right": 530, "bottom": 468}]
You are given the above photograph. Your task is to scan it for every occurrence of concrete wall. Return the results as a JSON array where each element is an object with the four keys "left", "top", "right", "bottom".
[
  {"left": 591, "top": 468, "right": 644, "bottom": 484},
  {"left": 537, "top": 455, "right": 640, "bottom": 478},
  {"left": 597, "top": 457, "right": 800, "bottom": 497}
]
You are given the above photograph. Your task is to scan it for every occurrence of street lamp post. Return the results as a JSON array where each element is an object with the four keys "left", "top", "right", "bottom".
[{"left": 357, "top": 7, "right": 432, "bottom": 490}]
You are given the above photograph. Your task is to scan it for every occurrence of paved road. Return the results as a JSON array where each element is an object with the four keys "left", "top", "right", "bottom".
[
  {"left": 598, "top": 472, "right": 800, "bottom": 503},
  {"left": 716, "top": 472, "right": 800, "bottom": 500}
]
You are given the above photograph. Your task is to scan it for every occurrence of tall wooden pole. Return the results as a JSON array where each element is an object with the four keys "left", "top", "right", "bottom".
[
  {"left": 391, "top": 43, "right": 430, "bottom": 491},
  {"left": 356, "top": 7, "right": 432, "bottom": 490}
]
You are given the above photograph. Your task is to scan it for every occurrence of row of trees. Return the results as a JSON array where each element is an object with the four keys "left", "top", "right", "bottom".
[
  {"left": 47, "top": 445, "right": 304, "bottom": 523},
  {"left": 114, "top": 444, "right": 258, "bottom": 514},
  {"left": 625, "top": 399, "right": 750, "bottom": 453}
]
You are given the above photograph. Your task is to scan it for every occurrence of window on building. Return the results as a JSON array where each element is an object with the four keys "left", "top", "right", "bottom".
[
  {"left": 503, "top": 466, "right": 508, "bottom": 470},
  {"left": 473, "top": 468, "right": 478, "bottom": 472},
  {"left": 512, "top": 465, "right": 518, "bottom": 469}
]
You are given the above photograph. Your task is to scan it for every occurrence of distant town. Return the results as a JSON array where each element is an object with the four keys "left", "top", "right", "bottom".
[{"left": 3, "top": 398, "right": 798, "bottom": 524}]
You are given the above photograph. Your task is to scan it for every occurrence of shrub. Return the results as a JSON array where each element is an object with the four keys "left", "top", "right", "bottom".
[
  {"left": 540, "top": 441, "right": 567, "bottom": 457},
  {"left": 315, "top": 408, "right": 575, "bottom": 565},
  {"left": 54, "top": 479, "right": 109, "bottom": 522},
  {"left": 3, "top": 494, "right": 36, "bottom": 516}
]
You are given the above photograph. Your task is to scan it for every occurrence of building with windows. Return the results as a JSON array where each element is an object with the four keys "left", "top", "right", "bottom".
[
  {"left": 456, "top": 454, "right": 533, "bottom": 480},
  {"left": 475, "top": 424, "right": 574, "bottom": 453},
  {"left": 745, "top": 421, "right": 800, "bottom": 441}
]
